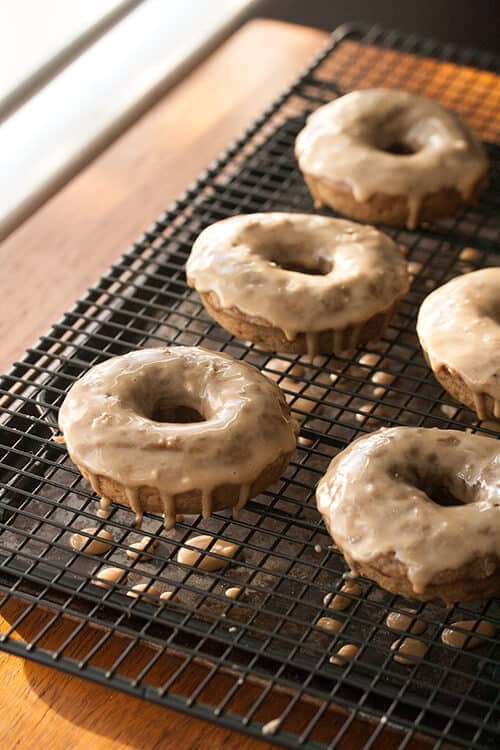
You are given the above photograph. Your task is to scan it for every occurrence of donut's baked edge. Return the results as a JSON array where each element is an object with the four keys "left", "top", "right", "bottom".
[
  {"left": 323, "top": 515, "right": 500, "bottom": 605},
  {"left": 302, "top": 173, "right": 487, "bottom": 229},
  {"left": 423, "top": 355, "right": 499, "bottom": 421},
  {"left": 196, "top": 289, "right": 403, "bottom": 356},
  {"left": 75, "top": 449, "right": 294, "bottom": 518}
]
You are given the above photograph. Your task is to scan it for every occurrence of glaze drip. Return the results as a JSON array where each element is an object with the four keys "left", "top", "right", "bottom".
[
  {"left": 125, "top": 487, "right": 143, "bottom": 528},
  {"left": 232, "top": 483, "right": 250, "bottom": 521},
  {"left": 98, "top": 496, "right": 112, "bottom": 519},
  {"left": 160, "top": 492, "right": 176, "bottom": 530},
  {"left": 200, "top": 489, "right": 212, "bottom": 519},
  {"left": 441, "top": 619, "right": 496, "bottom": 649}
]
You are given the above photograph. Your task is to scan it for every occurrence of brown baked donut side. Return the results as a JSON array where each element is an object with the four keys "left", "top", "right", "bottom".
[
  {"left": 317, "top": 427, "right": 500, "bottom": 605},
  {"left": 78, "top": 449, "right": 293, "bottom": 519},
  {"left": 303, "top": 173, "right": 487, "bottom": 229},
  {"left": 323, "top": 509, "right": 500, "bottom": 605},
  {"left": 421, "top": 349, "right": 497, "bottom": 421},
  {"left": 197, "top": 288, "right": 402, "bottom": 356}
]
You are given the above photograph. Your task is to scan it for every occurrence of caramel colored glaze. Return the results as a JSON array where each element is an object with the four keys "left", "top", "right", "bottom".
[
  {"left": 264, "top": 357, "right": 304, "bottom": 381},
  {"left": 70, "top": 528, "right": 113, "bottom": 556},
  {"left": 386, "top": 609, "right": 427, "bottom": 635},
  {"left": 417, "top": 269, "right": 500, "bottom": 419},
  {"left": 159, "top": 591, "right": 178, "bottom": 602},
  {"left": 358, "top": 353, "right": 381, "bottom": 368},
  {"left": 391, "top": 637, "right": 427, "bottom": 665},
  {"left": 58, "top": 347, "right": 297, "bottom": 527},
  {"left": 441, "top": 619, "right": 496, "bottom": 649},
  {"left": 355, "top": 404, "right": 375, "bottom": 423},
  {"left": 126, "top": 583, "right": 161, "bottom": 602},
  {"left": 126, "top": 536, "right": 158, "bottom": 561},
  {"left": 225, "top": 587, "right": 243, "bottom": 600},
  {"left": 186, "top": 213, "right": 409, "bottom": 357},
  {"left": 94, "top": 567, "right": 127, "bottom": 589},
  {"left": 298, "top": 436, "right": 313, "bottom": 447},
  {"left": 440, "top": 405, "right": 457, "bottom": 419},
  {"left": 261, "top": 718, "right": 281, "bottom": 736},
  {"left": 327, "top": 581, "right": 363, "bottom": 612},
  {"left": 97, "top": 497, "right": 112, "bottom": 520},
  {"left": 316, "top": 617, "right": 342, "bottom": 633},
  {"left": 316, "top": 427, "right": 500, "bottom": 597},
  {"left": 459, "top": 247, "right": 482, "bottom": 263},
  {"left": 329, "top": 644, "right": 359, "bottom": 666},
  {"left": 371, "top": 370, "right": 394, "bottom": 387},
  {"left": 408, "top": 261, "right": 423, "bottom": 276},
  {"left": 177, "top": 534, "right": 239, "bottom": 572},
  {"left": 295, "top": 89, "right": 487, "bottom": 229}
]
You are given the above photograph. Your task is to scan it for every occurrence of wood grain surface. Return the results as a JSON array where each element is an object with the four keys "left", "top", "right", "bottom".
[
  {"left": 0, "top": 599, "right": 276, "bottom": 750},
  {"left": 0, "top": 19, "right": 329, "bottom": 750},
  {"left": 0, "top": 595, "right": 424, "bottom": 750},
  {"left": 1, "top": 19, "right": 497, "bottom": 748},
  {"left": 0, "top": 18, "right": 326, "bottom": 374}
]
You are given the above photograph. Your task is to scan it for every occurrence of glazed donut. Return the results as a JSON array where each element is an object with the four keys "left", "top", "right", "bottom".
[
  {"left": 417, "top": 268, "right": 500, "bottom": 420},
  {"left": 316, "top": 427, "right": 500, "bottom": 604},
  {"left": 59, "top": 347, "right": 298, "bottom": 528},
  {"left": 186, "top": 213, "right": 409, "bottom": 358},
  {"left": 295, "top": 89, "right": 488, "bottom": 229}
]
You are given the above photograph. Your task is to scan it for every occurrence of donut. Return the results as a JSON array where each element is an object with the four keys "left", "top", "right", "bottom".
[
  {"left": 316, "top": 427, "right": 500, "bottom": 604},
  {"left": 295, "top": 89, "right": 488, "bottom": 229},
  {"left": 417, "top": 268, "right": 500, "bottom": 420},
  {"left": 58, "top": 347, "right": 298, "bottom": 528},
  {"left": 186, "top": 213, "right": 409, "bottom": 358}
]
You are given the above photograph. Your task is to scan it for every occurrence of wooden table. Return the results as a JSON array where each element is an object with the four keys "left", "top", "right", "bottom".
[
  {"left": 2, "top": 18, "right": 496, "bottom": 747},
  {"left": 0, "top": 19, "right": 327, "bottom": 749},
  {"left": 0, "top": 19, "right": 326, "bottom": 374}
]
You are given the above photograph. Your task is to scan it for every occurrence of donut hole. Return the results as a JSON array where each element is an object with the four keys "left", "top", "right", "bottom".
[
  {"left": 240, "top": 224, "right": 334, "bottom": 276},
  {"left": 382, "top": 141, "right": 418, "bottom": 156},
  {"left": 151, "top": 399, "right": 205, "bottom": 424},
  {"left": 399, "top": 463, "right": 470, "bottom": 507},
  {"left": 267, "top": 243, "right": 332, "bottom": 276},
  {"left": 425, "top": 483, "right": 466, "bottom": 508},
  {"left": 276, "top": 258, "right": 332, "bottom": 276}
]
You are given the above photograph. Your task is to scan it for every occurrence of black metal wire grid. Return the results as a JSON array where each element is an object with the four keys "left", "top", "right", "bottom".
[{"left": 0, "top": 22, "right": 499, "bottom": 750}]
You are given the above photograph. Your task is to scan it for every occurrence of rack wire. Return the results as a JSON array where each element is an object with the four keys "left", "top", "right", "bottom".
[{"left": 0, "top": 22, "right": 499, "bottom": 750}]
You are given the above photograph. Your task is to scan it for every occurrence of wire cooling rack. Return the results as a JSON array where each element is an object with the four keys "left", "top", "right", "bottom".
[{"left": 0, "top": 22, "right": 499, "bottom": 750}]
